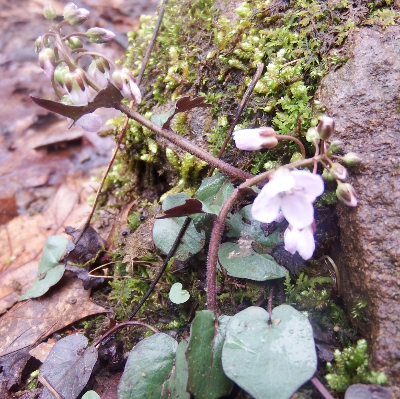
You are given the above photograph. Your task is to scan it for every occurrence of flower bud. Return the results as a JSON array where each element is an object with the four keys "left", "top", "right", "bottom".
[
  {"left": 64, "top": 68, "right": 92, "bottom": 105},
  {"left": 63, "top": 3, "right": 90, "bottom": 26},
  {"left": 328, "top": 140, "right": 343, "bottom": 154},
  {"left": 88, "top": 58, "right": 110, "bottom": 88},
  {"left": 43, "top": 4, "right": 57, "bottom": 20},
  {"left": 343, "top": 152, "right": 361, "bottom": 166},
  {"left": 330, "top": 163, "right": 348, "bottom": 182},
  {"left": 86, "top": 27, "right": 115, "bottom": 44},
  {"left": 38, "top": 48, "right": 56, "bottom": 78},
  {"left": 66, "top": 37, "right": 83, "bottom": 49},
  {"left": 336, "top": 182, "right": 357, "bottom": 207},
  {"left": 317, "top": 115, "right": 335, "bottom": 141},
  {"left": 306, "top": 127, "right": 320, "bottom": 144},
  {"left": 112, "top": 68, "right": 142, "bottom": 104},
  {"left": 322, "top": 169, "right": 335, "bottom": 182},
  {"left": 54, "top": 64, "right": 69, "bottom": 86},
  {"left": 233, "top": 127, "right": 278, "bottom": 151}
]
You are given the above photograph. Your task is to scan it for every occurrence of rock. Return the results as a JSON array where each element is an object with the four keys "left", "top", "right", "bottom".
[
  {"left": 317, "top": 26, "right": 400, "bottom": 394},
  {"left": 344, "top": 384, "right": 395, "bottom": 399}
]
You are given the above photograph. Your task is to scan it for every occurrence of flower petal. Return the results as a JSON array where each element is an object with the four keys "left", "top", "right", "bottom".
[
  {"left": 75, "top": 112, "right": 102, "bottom": 132},
  {"left": 291, "top": 170, "right": 324, "bottom": 201},
  {"left": 251, "top": 191, "right": 281, "bottom": 223},
  {"left": 262, "top": 172, "right": 295, "bottom": 199},
  {"left": 284, "top": 227, "right": 300, "bottom": 255},
  {"left": 281, "top": 193, "right": 314, "bottom": 229},
  {"left": 297, "top": 226, "right": 315, "bottom": 260}
]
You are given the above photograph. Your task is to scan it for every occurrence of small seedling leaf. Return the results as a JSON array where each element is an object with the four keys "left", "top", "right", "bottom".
[
  {"left": 218, "top": 242, "right": 286, "bottom": 281},
  {"left": 186, "top": 310, "right": 233, "bottom": 399},
  {"left": 153, "top": 193, "right": 205, "bottom": 260},
  {"left": 118, "top": 333, "right": 178, "bottom": 399},
  {"left": 222, "top": 305, "right": 317, "bottom": 399},
  {"left": 169, "top": 283, "right": 190, "bottom": 304},
  {"left": 81, "top": 391, "right": 100, "bottom": 399},
  {"left": 194, "top": 173, "right": 234, "bottom": 215},
  {"left": 40, "top": 334, "right": 98, "bottom": 399}
]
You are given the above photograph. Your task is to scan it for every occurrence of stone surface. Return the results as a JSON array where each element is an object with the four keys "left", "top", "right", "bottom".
[
  {"left": 317, "top": 26, "right": 400, "bottom": 394},
  {"left": 345, "top": 384, "right": 395, "bottom": 399}
]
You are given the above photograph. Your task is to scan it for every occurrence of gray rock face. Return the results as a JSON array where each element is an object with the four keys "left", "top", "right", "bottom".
[{"left": 317, "top": 27, "right": 400, "bottom": 394}]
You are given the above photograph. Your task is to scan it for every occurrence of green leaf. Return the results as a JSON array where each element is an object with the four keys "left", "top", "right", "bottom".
[
  {"left": 118, "top": 334, "right": 178, "bottom": 399},
  {"left": 218, "top": 242, "right": 286, "bottom": 281},
  {"left": 226, "top": 204, "right": 282, "bottom": 251},
  {"left": 153, "top": 193, "right": 205, "bottom": 261},
  {"left": 169, "top": 283, "right": 190, "bottom": 304},
  {"left": 81, "top": 391, "right": 100, "bottom": 399},
  {"left": 38, "top": 235, "right": 69, "bottom": 274},
  {"left": 20, "top": 265, "right": 65, "bottom": 300},
  {"left": 150, "top": 105, "right": 176, "bottom": 128},
  {"left": 164, "top": 340, "right": 190, "bottom": 399},
  {"left": 194, "top": 173, "right": 234, "bottom": 215},
  {"left": 222, "top": 305, "right": 317, "bottom": 399},
  {"left": 186, "top": 310, "right": 233, "bottom": 399},
  {"left": 20, "top": 235, "right": 69, "bottom": 300}
]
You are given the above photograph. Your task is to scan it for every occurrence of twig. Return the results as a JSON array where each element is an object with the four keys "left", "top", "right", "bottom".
[
  {"left": 92, "top": 321, "right": 160, "bottom": 348},
  {"left": 127, "top": 217, "right": 191, "bottom": 320},
  {"left": 207, "top": 63, "right": 264, "bottom": 177},
  {"left": 38, "top": 375, "right": 64, "bottom": 399},
  {"left": 267, "top": 286, "right": 274, "bottom": 326},
  {"left": 311, "top": 376, "right": 335, "bottom": 399}
]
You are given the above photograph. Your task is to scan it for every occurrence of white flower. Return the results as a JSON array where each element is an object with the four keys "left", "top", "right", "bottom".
[
  {"left": 88, "top": 58, "right": 110, "bottom": 88},
  {"left": 64, "top": 69, "right": 92, "bottom": 105},
  {"left": 74, "top": 112, "right": 102, "bottom": 132},
  {"left": 284, "top": 224, "right": 315, "bottom": 260},
  {"left": 112, "top": 68, "right": 141, "bottom": 104},
  {"left": 251, "top": 169, "right": 324, "bottom": 229},
  {"left": 38, "top": 48, "right": 56, "bottom": 78},
  {"left": 233, "top": 127, "right": 278, "bottom": 151}
]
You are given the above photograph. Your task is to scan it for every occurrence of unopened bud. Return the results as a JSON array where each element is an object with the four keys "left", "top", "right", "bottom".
[
  {"left": 63, "top": 2, "right": 90, "bottom": 26},
  {"left": 88, "top": 58, "right": 110, "bottom": 88},
  {"left": 343, "top": 152, "right": 361, "bottom": 166},
  {"left": 44, "top": 4, "right": 57, "bottom": 20},
  {"left": 306, "top": 127, "right": 320, "bottom": 144},
  {"left": 328, "top": 140, "right": 343, "bottom": 154},
  {"left": 64, "top": 68, "right": 92, "bottom": 105},
  {"left": 86, "top": 27, "right": 115, "bottom": 44},
  {"left": 317, "top": 115, "right": 335, "bottom": 141},
  {"left": 38, "top": 48, "right": 56, "bottom": 78},
  {"left": 336, "top": 182, "right": 357, "bottom": 207},
  {"left": 112, "top": 68, "right": 142, "bottom": 104},
  {"left": 66, "top": 37, "right": 83, "bottom": 49},
  {"left": 330, "top": 163, "right": 348, "bottom": 182},
  {"left": 233, "top": 127, "right": 278, "bottom": 151},
  {"left": 54, "top": 64, "right": 69, "bottom": 86},
  {"left": 322, "top": 169, "right": 335, "bottom": 182}
]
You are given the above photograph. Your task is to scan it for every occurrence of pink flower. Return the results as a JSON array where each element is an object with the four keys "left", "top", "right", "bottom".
[
  {"left": 112, "top": 68, "right": 141, "bottom": 104},
  {"left": 64, "top": 69, "right": 92, "bottom": 105},
  {"left": 86, "top": 27, "right": 115, "bottom": 44},
  {"left": 284, "top": 224, "right": 315, "bottom": 260},
  {"left": 63, "top": 3, "right": 90, "bottom": 26},
  {"left": 233, "top": 127, "right": 278, "bottom": 151},
  {"left": 38, "top": 48, "right": 56, "bottom": 78},
  {"left": 251, "top": 169, "right": 324, "bottom": 229},
  {"left": 74, "top": 112, "right": 102, "bottom": 132},
  {"left": 336, "top": 182, "right": 358, "bottom": 207}
]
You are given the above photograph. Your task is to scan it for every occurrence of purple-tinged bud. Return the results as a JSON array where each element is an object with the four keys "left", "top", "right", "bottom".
[
  {"left": 88, "top": 58, "right": 110, "bottom": 88},
  {"left": 343, "top": 152, "right": 362, "bottom": 166},
  {"left": 63, "top": 3, "right": 90, "bottom": 26},
  {"left": 336, "top": 182, "right": 357, "bottom": 207},
  {"left": 86, "top": 27, "right": 115, "bottom": 44},
  {"left": 306, "top": 127, "right": 320, "bottom": 144},
  {"left": 63, "top": 68, "right": 92, "bottom": 105},
  {"left": 44, "top": 4, "right": 57, "bottom": 20},
  {"left": 322, "top": 169, "right": 335, "bottom": 182},
  {"left": 233, "top": 127, "right": 278, "bottom": 151},
  {"left": 54, "top": 64, "right": 69, "bottom": 86},
  {"left": 328, "top": 140, "right": 343, "bottom": 154},
  {"left": 38, "top": 48, "right": 56, "bottom": 78},
  {"left": 66, "top": 37, "right": 83, "bottom": 49},
  {"left": 317, "top": 115, "right": 335, "bottom": 141},
  {"left": 112, "top": 68, "right": 142, "bottom": 104},
  {"left": 330, "top": 163, "right": 348, "bottom": 182}
]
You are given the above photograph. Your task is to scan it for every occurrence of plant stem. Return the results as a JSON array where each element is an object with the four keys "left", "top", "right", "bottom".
[
  {"left": 276, "top": 134, "right": 306, "bottom": 159},
  {"left": 311, "top": 377, "right": 335, "bottom": 399}
]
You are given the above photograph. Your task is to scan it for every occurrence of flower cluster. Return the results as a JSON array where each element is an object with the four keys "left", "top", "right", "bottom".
[
  {"left": 36, "top": 3, "right": 141, "bottom": 132},
  {"left": 234, "top": 117, "right": 360, "bottom": 260}
]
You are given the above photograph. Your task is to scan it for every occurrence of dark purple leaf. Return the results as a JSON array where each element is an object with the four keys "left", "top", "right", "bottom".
[
  {"left": 30, "top": 82, "right": 123, "bottom": 122},
  {"left": 156, "top": 198, "right": 203, "bottom": 219},
  {"left": 0, "top": 347, "right": 31, "bottom": 392}
]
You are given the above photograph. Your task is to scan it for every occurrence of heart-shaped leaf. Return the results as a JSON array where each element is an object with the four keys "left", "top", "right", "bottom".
[
  {"left": 38, "top": 235, "right": 69, "bottom": 274},
  {"left": 169, "top": 283, "right": 190, "bottom": 304},
  {"left": 194, "top": 173, "right": 234, "bottom": 215},
  {"left": 81, "top": 391, "right": 100, "bottom": 399},
  {"left": 222, "top": 305, "right": 317, "bottom": 399},
  {"left": 153, "top": 193, "right": 205, "bottom": 261},
  {"left": 218, "top": 242, "right": 287, "bottom": 281},
  {"left": 186, "top": 311, "right": 233, "bottom": 399},
  {"left": 40, "top": 334, "right": 98, "bottom": 399},
  {"left": 118, "top": 333, "right": 178, "bottom": 399}
]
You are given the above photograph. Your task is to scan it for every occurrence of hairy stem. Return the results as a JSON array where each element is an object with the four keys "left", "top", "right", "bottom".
[{"left": 276, "top": 135, "right": 306, "bottom": 159}]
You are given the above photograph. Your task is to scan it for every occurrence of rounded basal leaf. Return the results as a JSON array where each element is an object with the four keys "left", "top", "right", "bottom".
[
  {"left": 218, "top": 242, "right": 286, "bottom": 281},
  {"left": 40, "top": 334, "right": 98, "bottom": 399},
  {"left": 118, "top": 334, "right": 178, "bottom": 399},
  {"left": 169, "top": 283, "right": 190, "bottom": 304},
  {"left": 19, "top": 264, "right": 65, "bottom": 300},
  {"left": 38, "top": 235, "right": 69, "bottom": 274},
  {"left": 222, "top": 305, "right": 317, "bottom": 399},
  {"left": 186, "top": 311, "right": 233, "bottom": 399},
  {"left": 81, "top": 391, "right": 100, "bottom": 399},
  {"left": 194, "top": 173, "right": 234, "bottom": 215},
  {"left": 153, "top": 194, "right": 205, "bottom": 261}
]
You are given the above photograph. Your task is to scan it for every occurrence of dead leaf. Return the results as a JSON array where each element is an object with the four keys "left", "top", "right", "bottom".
[
  {"left": 29, "top": 338, "right": 56, "bottom": 363},
  {"left": 0, "top": 347, "right": 31, "bottom": 392},
  {"left": 0, "top": 275, "right": 107, "bottom": 357}
]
